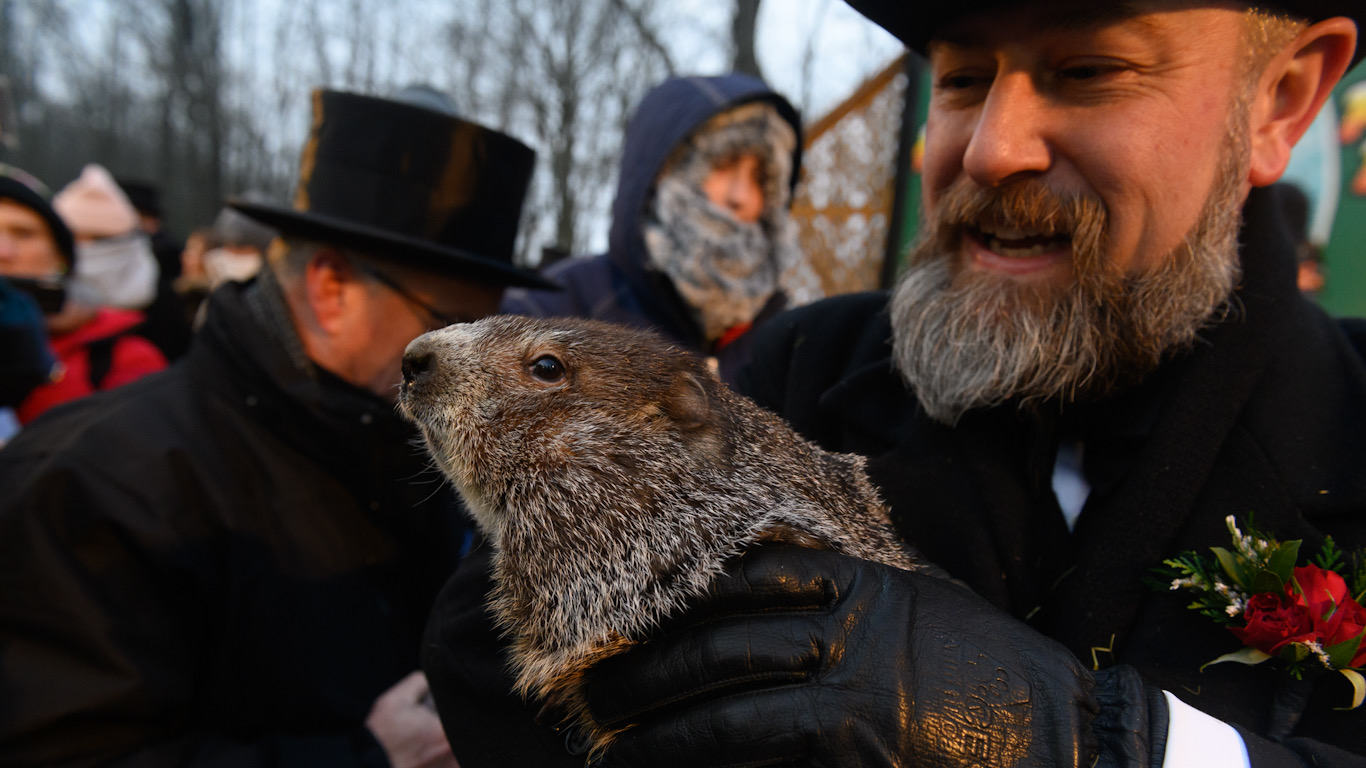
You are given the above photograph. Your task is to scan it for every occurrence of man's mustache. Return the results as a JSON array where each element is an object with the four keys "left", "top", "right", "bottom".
[{"left": 924, "top": 178, "right": 1109, "bottom": 258}]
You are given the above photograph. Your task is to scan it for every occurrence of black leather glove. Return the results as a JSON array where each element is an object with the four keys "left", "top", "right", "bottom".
[{"left": 583, "top": 545, "right": 1169, "bottom": 768}]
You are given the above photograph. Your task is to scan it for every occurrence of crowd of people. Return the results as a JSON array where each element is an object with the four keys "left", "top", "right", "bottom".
[{"left": 2, "top": 0, "right": 1366, "bottom": 767}]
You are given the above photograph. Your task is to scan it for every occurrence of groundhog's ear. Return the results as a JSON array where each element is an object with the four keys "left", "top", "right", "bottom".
[{"left": 663, "top": 370, "right": 715, "bottom": 434}]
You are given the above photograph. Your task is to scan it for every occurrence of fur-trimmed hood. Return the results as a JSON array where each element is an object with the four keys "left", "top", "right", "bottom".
[{"left": 606, "top": 74, "right": 802, "bottom": 328}]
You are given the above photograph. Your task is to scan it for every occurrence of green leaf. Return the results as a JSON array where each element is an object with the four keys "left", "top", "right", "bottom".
[
  {"left": 1213, "top": 547, "right": 1250, "bottom": 590},
  {"left": 1314, "top": 536, "right": 1343, "bottom": 573},
  {"left": 1339, "top": 669, "right": 1366, "bottom": 710},
  {"left": 1279, "top": 642, "right": 1313, "bottom": 664},
  {"left": 1251, "top": 569, "right": 1285, "bottom": 595},
  {"left": 1201, "top": 647, "right": 1272, "bottom": 671},
  {"left": 1325, "top": 631, "right": 1365, "bottom": 671},
  {"left": 1266, "top": 540, "right": 1302, "bottom": 583}
]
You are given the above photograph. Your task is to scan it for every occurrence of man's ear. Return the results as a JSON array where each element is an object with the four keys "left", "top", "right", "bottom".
[
  {"left": 1249, "top": 18, "right": 1358, "bottom": 187},
  {"left": 302, "top": 247, "right": 362, "bottom": 337}
]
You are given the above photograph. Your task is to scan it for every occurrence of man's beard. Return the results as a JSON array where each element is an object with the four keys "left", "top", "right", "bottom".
[{"left": 890, "top": 131, "right": 1247, "bottom": 425}]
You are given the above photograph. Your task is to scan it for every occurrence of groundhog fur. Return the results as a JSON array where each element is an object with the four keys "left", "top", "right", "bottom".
[{"left": 398, "top": 314, "right": 927, "bottom": 752}]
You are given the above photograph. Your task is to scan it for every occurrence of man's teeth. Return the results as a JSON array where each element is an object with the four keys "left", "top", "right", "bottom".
[
  {"left": 977, "top": 226, "right": 1064, "bottom": 258},
  {"left": 987, "top": 236, "right": 1051, "bottom": 258},
  {"left": 985, "top": 226, "right": 1031, "bottom": 240}
]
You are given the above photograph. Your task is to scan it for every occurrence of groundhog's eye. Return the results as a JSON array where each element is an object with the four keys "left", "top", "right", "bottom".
[{"left": 529, "top": 355, "right": 566, "bottom": 383}]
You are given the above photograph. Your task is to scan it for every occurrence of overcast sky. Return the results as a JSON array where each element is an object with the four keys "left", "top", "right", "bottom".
[{"left": 755, "top": 0, "right": 904, "bottom": 118}]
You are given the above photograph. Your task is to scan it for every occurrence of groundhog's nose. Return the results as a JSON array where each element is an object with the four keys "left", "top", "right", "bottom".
[{"left": 402, "top": 339, "right": 435, "bottom": 388}]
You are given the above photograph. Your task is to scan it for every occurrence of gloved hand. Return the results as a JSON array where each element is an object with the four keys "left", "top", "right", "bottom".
[{"left": 583, "top": 545, "right": 1169, "bottom": 768}]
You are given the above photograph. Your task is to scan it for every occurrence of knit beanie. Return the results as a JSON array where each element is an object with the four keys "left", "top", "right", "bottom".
[
  {"left": 53, "top": 164, "right": 139, "bottom": 240},
  {"left": 0, "top": 164, "right": 76, "bottom": 271}
]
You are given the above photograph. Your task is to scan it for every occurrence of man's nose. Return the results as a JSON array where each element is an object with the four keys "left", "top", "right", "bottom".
[{"left": 961, "top": 72, "right": 1053, "bottom": 188}]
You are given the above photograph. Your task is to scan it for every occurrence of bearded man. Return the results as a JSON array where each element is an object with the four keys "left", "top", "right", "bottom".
[{"left": 421, "top": 1, "right": 1366, "bottom": 767}]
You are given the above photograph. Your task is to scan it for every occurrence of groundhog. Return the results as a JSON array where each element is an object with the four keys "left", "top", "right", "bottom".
[{"left": 397, "top": 314, "right": 927, "bottom": 753}]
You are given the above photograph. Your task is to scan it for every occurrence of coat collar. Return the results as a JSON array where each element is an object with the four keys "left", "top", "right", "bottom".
[{"left": 188, "top": 277, "right": 440, "bottom": 521}]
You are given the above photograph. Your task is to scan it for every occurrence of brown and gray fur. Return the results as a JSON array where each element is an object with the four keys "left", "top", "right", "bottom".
[{"left": 397, "top": 315, "right": 924, "bottom": 750}]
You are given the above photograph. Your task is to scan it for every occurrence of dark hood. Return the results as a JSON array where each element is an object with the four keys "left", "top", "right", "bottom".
[{"left": 606, "top": 73, "right": 802, "bottom": 306}]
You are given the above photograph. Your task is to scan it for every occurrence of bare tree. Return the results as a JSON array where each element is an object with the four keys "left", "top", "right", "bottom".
[
  {"left": 444, "top": 0, "right": 674, "bottom": 265},
  {"left": 135, "top": 0, "right": 228, "bottom": 226},
  {"left": 607, "top": 0, "right": 676, "bottom": 75},
  {"left": 798, "top": 0, "right": 834, "bottom": 110},
  {"left": 731, "top": 0, "right": 763, "bottom": 80},
  {"left": 0, "top": 0, "right": 762, "bottom": 260}
]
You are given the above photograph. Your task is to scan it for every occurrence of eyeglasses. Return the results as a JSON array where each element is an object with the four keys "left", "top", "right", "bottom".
[{"left": 352, "top": 258, "right": 467, "bottom": 329}]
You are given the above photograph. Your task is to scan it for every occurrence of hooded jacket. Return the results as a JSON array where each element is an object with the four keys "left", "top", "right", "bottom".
[{"left": 500, "top": 73, "right": 802, "bottom": 386}]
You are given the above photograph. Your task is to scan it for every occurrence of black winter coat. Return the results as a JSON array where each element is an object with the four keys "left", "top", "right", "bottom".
[
  {"left": 0, "top": 278, "right": 467, "bottom": 767},
  {"left": 423, "top": 186, "right": 1366, "bottom": 766}
]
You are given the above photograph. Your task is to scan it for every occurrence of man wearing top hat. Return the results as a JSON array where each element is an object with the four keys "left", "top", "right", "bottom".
[
  {"left": 0, "top": 87, "right": 555, "bottom": 768},
  {"left": 419, "top": 2, "right": 1366, "bottom": 768}
]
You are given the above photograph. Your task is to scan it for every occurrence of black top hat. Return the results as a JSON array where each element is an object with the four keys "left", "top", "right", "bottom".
[
  {"left": 847, "top": 0, "right": 1366, "bottom": 66},
  {"left": 230, "top": 89, "right": 557, "bottom": 290}
]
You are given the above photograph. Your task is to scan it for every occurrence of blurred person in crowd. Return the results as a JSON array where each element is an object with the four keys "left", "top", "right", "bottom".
[
  {"left": 118, "top": 177, "right": 184, "bottom": 283},
  {"left": 0, "top": 276, "right": 56, "bottom": 444},
  {"left": 0, "top": 87, "right": 556, "bottom": 768},
  {"left": 423, "top": 1, "right": 1366, "bottom": 767},
  {"left": 173, "top": 224, "right": 221, "bottom": 322},
  {"left": 119, "top": 176, "right": 195, "bottom": 357},
  {"left": 202, "top": 196, "right": 277, "bottom": 289},
  {"left": 0, "top": 164, "right": 166, "bottom": 427},
  {"left": 56, "top": 164, "right": 192, "bottom": 359},
  {"left": 1268, "top": 181, "right": 1328, "bottom": 295},
  {"left": 53, "top": 163, "right": 160, "bottom": 310},
  {"left": 174, "top": 198, "right": 279, "bottom": 326},
  {"left": 499, "top": 72, "right": 816, "bottom": 387}
]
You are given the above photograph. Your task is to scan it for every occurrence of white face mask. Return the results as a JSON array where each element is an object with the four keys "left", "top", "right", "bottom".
[
  {"left": 202, "top": 248, "right": 263, "bottom": 288},
  {"left": 71, "top": 233, "right": 159, "bottom": 309},
  {"left": 644, "top": 175, "right": 781, "bottom": 343}
]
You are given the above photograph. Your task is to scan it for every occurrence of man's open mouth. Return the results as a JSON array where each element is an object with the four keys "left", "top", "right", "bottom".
[{"left": 968, "top": 223, "right": 1071, "bottom": 258}]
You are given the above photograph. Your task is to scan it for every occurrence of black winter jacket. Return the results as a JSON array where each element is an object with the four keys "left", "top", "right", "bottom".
[{"left": 0, "top": 277, "right": 467, "bottom": 767}]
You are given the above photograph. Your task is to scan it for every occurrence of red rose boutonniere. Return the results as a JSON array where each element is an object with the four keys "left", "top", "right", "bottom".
[{"left": 1154, "top": 516, "right": 1366, "bottom": 708}]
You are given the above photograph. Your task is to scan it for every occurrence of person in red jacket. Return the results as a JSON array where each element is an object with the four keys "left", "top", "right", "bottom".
[{"left": 0, "top": 165, "right": 165, "bottom": 426}]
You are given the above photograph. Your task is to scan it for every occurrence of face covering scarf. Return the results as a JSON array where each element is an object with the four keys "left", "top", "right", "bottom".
[
  {"left": 72, "top": 232, "right": 159, "bottom": 309},
  {"left": 642, "top": 101, "right": 809, "bottom": 344}
]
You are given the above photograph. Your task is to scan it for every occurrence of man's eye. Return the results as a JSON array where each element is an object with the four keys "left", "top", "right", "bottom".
[
  {"left": 937, "top": 73, "right": 989, "bottom": 91},
  {"left": 1060, "top": 66, "right": 1103, "bottom": 80},
  {"left": 712, "top": 154, "right": 742, "bottom": 172},
  {"left": 1056, "top": 61, "right": 1127, "bottom": 82}
]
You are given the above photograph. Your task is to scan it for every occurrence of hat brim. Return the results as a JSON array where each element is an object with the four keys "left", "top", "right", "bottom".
[
  {"left": 227, "top": 199, "right": 560, "bottom": 291},
  {"left": 848, "top": 0, "right": 1366, "bottom": 66}
]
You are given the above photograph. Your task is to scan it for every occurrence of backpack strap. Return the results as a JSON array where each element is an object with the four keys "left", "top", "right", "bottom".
[{"left": 86, "top": 333, "right": 122, "bottom": 390}]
